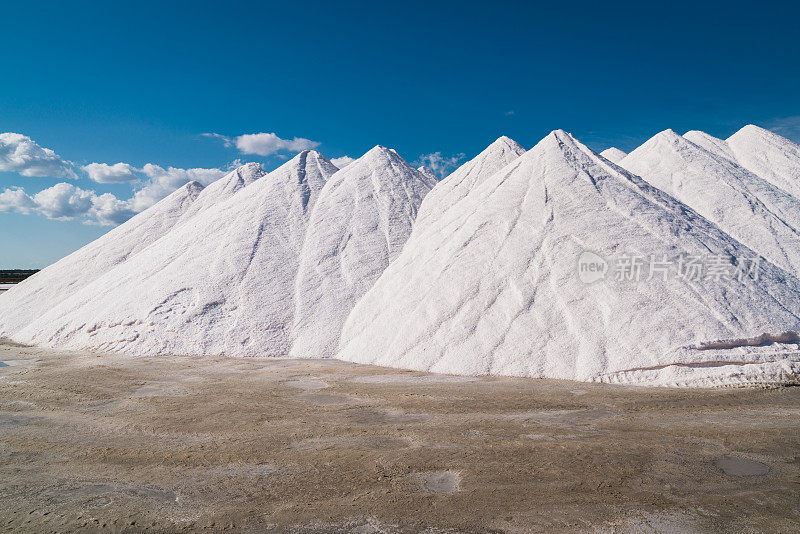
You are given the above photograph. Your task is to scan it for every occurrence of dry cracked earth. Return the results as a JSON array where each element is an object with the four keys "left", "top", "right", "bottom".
[{"left": 0, "top": 339, "right": 798, "bottom": 533}]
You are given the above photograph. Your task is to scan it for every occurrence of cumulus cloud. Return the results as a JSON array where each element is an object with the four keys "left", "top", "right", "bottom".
[
  {"left": 0, "top": 130, "right": 243, "bottom": 225},
  {"left": 0, "top": 187, "right": 37, "bottom": 214},
  {"left": 82, "top": 162, "right": 139, "bottom": 183},
  {"left": 415, "top": 151, "right": 466, "bottom": 179},
  {"left": 235, "top": 132, "right": 320, "bottom": 156},
  {"left": 3, "top": 161, "right": 230, "bottom": 221},
  {"left": 0, "top": 183, "right": 134, "bottom": 225},
  {"left": 0, "top": 132, "right": 77, "bottom": 179},
  {"left": 129, "top": 164, "right": 225, "bottom": 212},
  {"left": 330, "top": 155, "right": 355, "bottom": 169},
  {"left": 205, "top": 131, "right": 320, "bottom": 157},
  {"left": 32, "top": 183, "right": 95, "bottom": 220},
  {"left": 89, "top": 192, "right": 136, "bottom": 225}
]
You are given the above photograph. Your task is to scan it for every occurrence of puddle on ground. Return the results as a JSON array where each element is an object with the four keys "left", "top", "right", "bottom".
[
  {"left": 202, "top": 463, "right": 277, "bottom": 477},
  {"left": 294, "top": 436, "right": 411, "bottom": 451},
  {"left": 714, "top": 455, "right": 769, "bottom": 477},
  {"left": 409, "top": 470, "right": 461, "bottom": 494},
  {"left": 346, "top": 408, "right": 432, "bottom": 425},
  {"left": 297, "top": 392, "right": 361, "bottom": 406},
  {"left": 284, "top": 379, "right": 329, "bottom": 390},
  {"left": 352, "top": 374, "right": 479, "bottom": 384},
  {"left": 508, "top": 408, "right": 616, "bottom": 429},
  {"left": 131, "top": 384, "right": 186, "bottom": 397},
  {"left": 0, "top": 413, "right": 31, "bottom": 429},
  {"left": 74, "top": 482, "right": 178, "bottom": 505},
  {"left": 522, "top": 432, "right": 591, "bottom": 441},
  {"left": 0, "top": 362, "right": 7, "bottom": 367}
]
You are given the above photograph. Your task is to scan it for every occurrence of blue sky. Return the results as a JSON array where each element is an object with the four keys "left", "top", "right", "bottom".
[{"left": 2, "top": 0, "right": 799, "bottom": 268}]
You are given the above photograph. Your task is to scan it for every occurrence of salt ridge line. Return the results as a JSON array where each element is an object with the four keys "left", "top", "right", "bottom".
[
  {"left": 337, "top": 130, "right": 800, "bottom": 387},
  {"left": 290, "top": 146, "right": 436, "bottom": 358}
]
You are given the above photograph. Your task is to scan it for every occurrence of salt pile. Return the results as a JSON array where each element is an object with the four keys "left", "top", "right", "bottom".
[
  {"left": 619, "top": 130, "right": 800, "bottom": 276},
  {"left": 599, "top": 147, "right": 627, "bottom": 163},
  {"left": 290, "top": 146, "right": 436, "bottom": 357},
  {"left": 12, "top": 152, "right": 335, "bottom": 355},
  {"left": 3, "top": 126, "right": 800, "bottom": 387},
  {"left": 412, "top": 136, "right": 525, "bottom": 233},
  {"left": 177, "top": 162, "right": 265, "bottom": 222},
  {"left": 338, "top": 130, "right": 800, "bottom": 387},
  {"left": 0, "top": 180, "right": 205, "bottom": 337},
  {"left": 0, "top": 162, "right": 268, "bottom": 341},
  {"left": 727, "top": 125, "right": 800, "bottom": 199}
]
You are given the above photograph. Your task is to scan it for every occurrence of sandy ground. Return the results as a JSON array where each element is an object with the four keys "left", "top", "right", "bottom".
[{"left": 0, "top": 339, "right": 798, "bottom": 533}]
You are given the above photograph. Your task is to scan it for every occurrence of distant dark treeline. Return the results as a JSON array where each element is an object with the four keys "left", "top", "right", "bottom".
[{"left": 0, "top": 270, "right": 39, "bottom": 284}]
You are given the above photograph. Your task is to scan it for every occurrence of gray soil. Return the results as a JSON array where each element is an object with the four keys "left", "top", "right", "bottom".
[{"left": 0, "top": 339, "right": 798, "bottom": 533}]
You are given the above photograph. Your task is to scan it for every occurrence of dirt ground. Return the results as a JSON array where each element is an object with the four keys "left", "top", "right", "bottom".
[{"left": 0, "top": 339, "right": 798, "bottom": 533}]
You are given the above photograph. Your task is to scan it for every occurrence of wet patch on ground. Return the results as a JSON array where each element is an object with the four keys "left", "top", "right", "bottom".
[
  {"left": 409, "top": 470, "right": 461, "bottom": 494},
  {"left": 715, "top": 455, "right": 770, "bottom": 477}
]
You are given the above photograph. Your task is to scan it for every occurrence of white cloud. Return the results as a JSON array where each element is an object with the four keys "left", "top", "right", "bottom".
[
  {"left": 331, "top": 155, "right": 355, "bottom": 169},
  {"left": 0, "top": 183, "right": 135, "bottom": 226},
  {"left": 82, "top": 162, "right": 139, "bottom": 183},
  {"left": 415, "top": 151, "right": 466, "bottom": 179},
  {"left": 130, "top": 164, "right": 225, "bottom": 212},
  {"left": 0, "top": 187, "right": 37, "bottom": 214},
  {"left": 0, "top": 130, "right": 240, "bottom": 224},
  {"left": 89, "top": 192, "right": 136, "bottom": 225},
  {"left": 3, "top": 162, "right": 230, "bottom": 220},
  {"left": 205, "top": 131, "right": 320, "bottom": 157},
  {"left": 32, "top": 183, "right": 96, "bottom": 220},
  {"left": 0, "top": 132, "right": 77, "bottom": 179},
  {"left": 235, "top": 132, "right": 320, "bottom": 156}
]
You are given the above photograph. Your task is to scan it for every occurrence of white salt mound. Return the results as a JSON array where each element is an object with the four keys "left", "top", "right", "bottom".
[
  {"left": 417, "top": 165, "right": 438, "bottom": 182},
  {"left": 682, "top": 130, "right": 737, "bottom": 162},
  {"left": 683, "top": 126, "right": 800, "bottom": 201},
  {"left": 338, "top": 130, "right": 800, "bottom": 387},
  {"left": 0, "top": 163, "right": 265, "bottom": 339},
  {"left": 0, "top": 180, "right": 205, "bottom": 337},
  {"left": 619, "top": 129, "right": 800, "bottom": 277},
  {"left": 727, "top": 124, "right": 800, "bottom": 200},
  {"left": 176, "top": 162, "right": 265, "bottom": 222},
  {"left": 13, "top": 152, "right": 336, "bottom": 356},
  {"left": 411, "top": 136, "right": 525, "bottom": 234},
  {"left": 599, "top": 147, "right": 627, "bottom": 163},
  {"left": 290, "top": 146, "right": 436, "bottom": 358}
]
